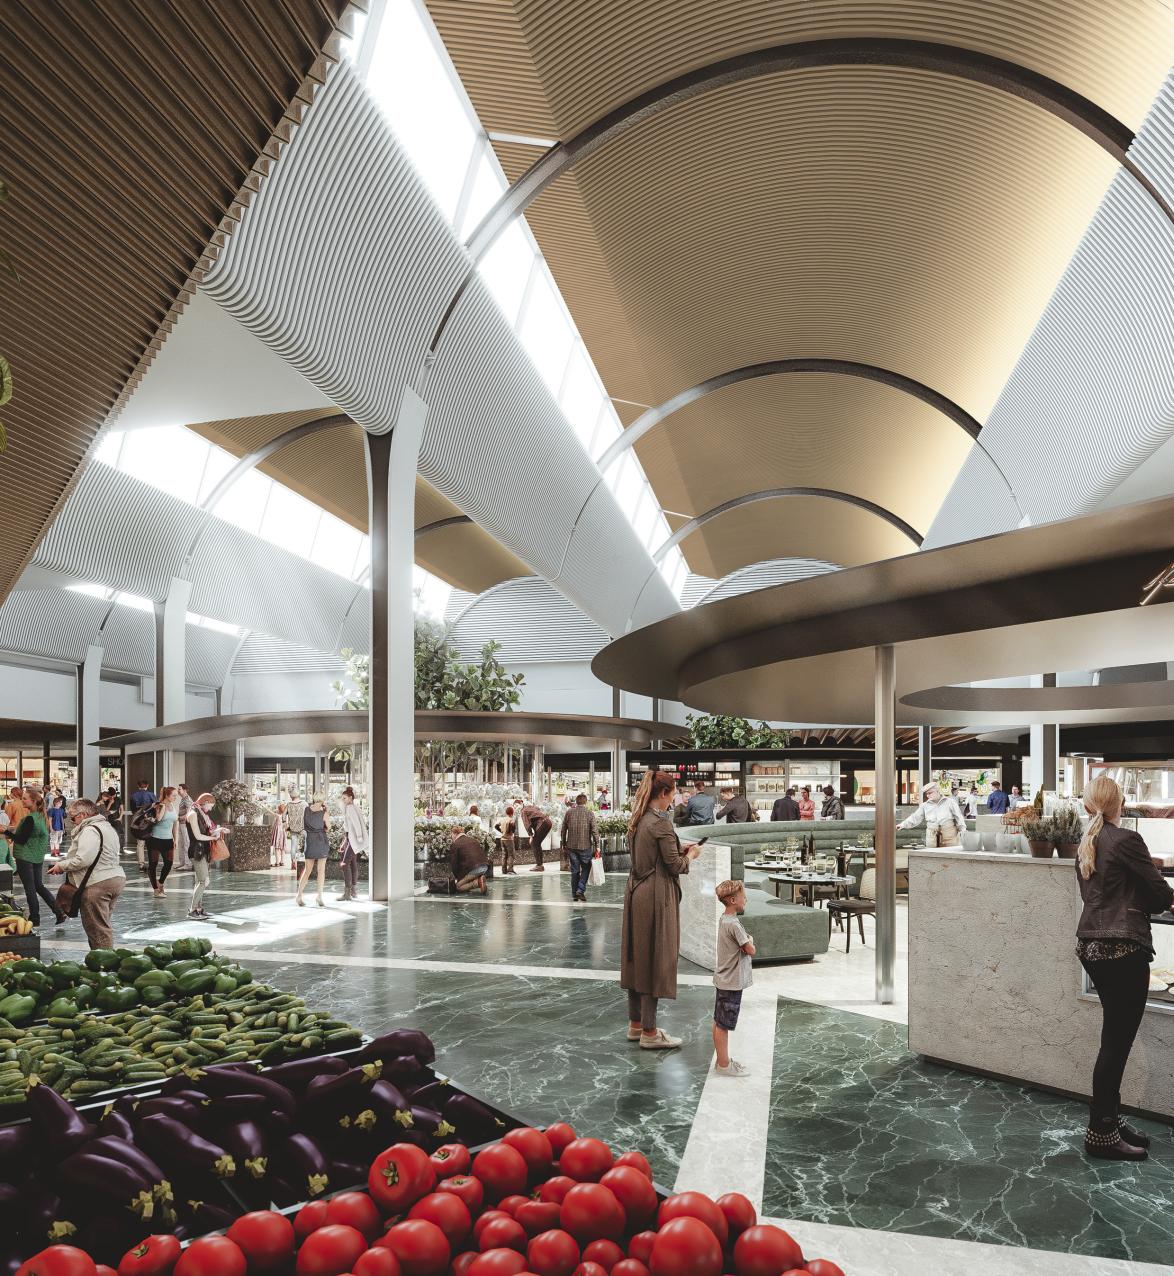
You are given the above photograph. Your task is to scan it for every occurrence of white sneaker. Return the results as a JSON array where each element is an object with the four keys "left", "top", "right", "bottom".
[
  {"left": 639, "top": 1029, "right": 682, "bottom": 1050},
  {"left": 714, "top": 1059, "right": 750, "bottom": 1077}
]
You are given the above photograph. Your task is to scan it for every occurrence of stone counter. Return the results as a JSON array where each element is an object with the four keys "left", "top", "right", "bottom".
[
  {"left": 909, "top": 849, "right": 1174, "bottom": 1120},
  {"left": 676, "top": 838, "right": 731, "bottom": 972}
]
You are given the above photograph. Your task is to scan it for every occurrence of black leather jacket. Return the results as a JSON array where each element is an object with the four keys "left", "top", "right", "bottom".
[{"left": 1075, "top": 823, "right": 1173, "bottom": 950}]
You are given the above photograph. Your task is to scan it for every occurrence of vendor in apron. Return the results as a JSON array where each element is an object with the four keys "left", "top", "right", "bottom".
[{"left": 898, "top": 781, "right": 967, "bottom": 847}]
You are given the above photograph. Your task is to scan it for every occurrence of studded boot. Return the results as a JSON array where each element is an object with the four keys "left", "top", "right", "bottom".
[
  {"left": 1085, "top": 1115, "right": 1147, "bottom": 1161},
  {"left": 1117, "top": 1115, "right": 1152, "bottom": 1149}
]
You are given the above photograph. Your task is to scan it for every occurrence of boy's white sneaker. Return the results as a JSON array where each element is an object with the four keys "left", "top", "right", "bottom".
[
  {"left": 639, "top": 1029, "right": 682, "bottom": 1049},
  {"left": 714, "top": 1059, "right": 750, "bottom": 1077}
]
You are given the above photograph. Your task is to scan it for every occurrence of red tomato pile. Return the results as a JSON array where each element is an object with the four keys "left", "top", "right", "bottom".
[{"left": 14, "top": 1126, "right": 846, "bottom": 1276}]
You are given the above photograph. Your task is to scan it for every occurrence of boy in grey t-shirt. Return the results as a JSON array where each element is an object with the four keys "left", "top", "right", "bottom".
[{"left": 713, "top": 879, "right": 755, "bottom": 1077}]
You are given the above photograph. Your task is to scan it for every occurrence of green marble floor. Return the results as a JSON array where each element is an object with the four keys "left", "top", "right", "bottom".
[{"left": 763, "top": 1000, "right": 1174, "bottom": 1264}]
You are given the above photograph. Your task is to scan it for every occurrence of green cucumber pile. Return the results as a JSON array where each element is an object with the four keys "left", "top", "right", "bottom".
[{"left": 0, "top": 942, "right": 363, "bottom": 1106}]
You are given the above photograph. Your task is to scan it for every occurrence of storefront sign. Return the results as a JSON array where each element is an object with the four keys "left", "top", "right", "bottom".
[{"left": 1140, "top": 563, "right": 1174, "bottom": 605}]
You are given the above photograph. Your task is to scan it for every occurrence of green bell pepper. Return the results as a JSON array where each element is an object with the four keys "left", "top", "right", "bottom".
[
  {"left": 175, "top": 969, "right": 217, "bottom": 996},
  {"left": 47, "top": 961, "right": 84, "bottom": 990},
  {"left": 212, "top": 974, "right": 238, "bottom": 995},
  {"left": 18, "top": 971, "right": 53, "bottom": 999},
  {"left": 139, "top": 985, "right": 169, "bottom": 1007},
  {"left": 7, "top": 959, "right": 43, "bottom": 974},
  {"left": 133, "top": 970, "right": 176, "bottom": 991},
  {"left": 117, "top": 955, "right": 155, "bottom": 981},
  {"left": 84, "top": 949, "right": 120, "bottom": 972},
  {"left": 47, "top": 996, "right": 79, "bottom": 1019},
  {"left": 96, "top": 985, "right": 140, "bottom": 1012},
  {"left": 170, "top": 938, "right": 203, "bottom": 961},
  {"left": 143, "top": 943, "right": 174, "bottom": 966},
  {"left": 0, "top": 993, "right": 37, "bottom": 1026}
]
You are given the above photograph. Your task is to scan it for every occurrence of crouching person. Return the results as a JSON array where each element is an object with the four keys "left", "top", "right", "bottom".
[{"left": 449, "top": 826, "right": 489, "bottom": 895}]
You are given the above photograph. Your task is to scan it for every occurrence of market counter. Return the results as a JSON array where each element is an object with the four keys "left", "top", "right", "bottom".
[{"left": 909, "top": 849, "right": 1174, "bottom": 1121}]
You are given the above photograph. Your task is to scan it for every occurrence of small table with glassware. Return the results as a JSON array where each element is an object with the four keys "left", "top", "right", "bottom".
[{"left": 765, "top": 872, "right": 854, "bottom": 905}]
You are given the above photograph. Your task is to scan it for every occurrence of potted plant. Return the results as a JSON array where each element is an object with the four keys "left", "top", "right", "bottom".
[
  {"left": 1020, "top": 812, "right": 1054, "bottom": 858},
  {"left": 1051, "top": 805, "right": 1085, "bottom": 859}
]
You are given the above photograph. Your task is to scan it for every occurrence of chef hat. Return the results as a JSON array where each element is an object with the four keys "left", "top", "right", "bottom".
[{"left": 922, "top": 780, "right": 940, "bottom": 796}]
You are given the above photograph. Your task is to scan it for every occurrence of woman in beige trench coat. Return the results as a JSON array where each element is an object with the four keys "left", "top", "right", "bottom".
[{"left": 621, "top": 769, "right": 702, "bottom": 1050}]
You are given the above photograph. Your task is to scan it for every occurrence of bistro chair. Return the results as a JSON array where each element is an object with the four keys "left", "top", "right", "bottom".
[{"left": 826, "top": 867, "right": 877, "bottom": 952}]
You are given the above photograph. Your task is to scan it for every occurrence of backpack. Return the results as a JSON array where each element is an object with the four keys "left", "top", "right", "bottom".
[{"left": 130, "top": 804, "right": 156, "bottom": 840}]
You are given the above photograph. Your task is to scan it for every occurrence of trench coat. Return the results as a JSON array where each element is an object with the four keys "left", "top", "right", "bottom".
[{"left": 620, "top": 810, "right": 692, "bottom": 1001}]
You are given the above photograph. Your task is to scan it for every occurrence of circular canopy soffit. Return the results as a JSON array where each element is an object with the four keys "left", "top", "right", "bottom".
[
  {"left": 904, "top": 681, "right": 1174, "bottom": 716},
  {"left": 100, "top": 709, "right": 668, "bottom": 756},
  {"left": 592, "top": 493, "right": 1174, "bottom": 726}
]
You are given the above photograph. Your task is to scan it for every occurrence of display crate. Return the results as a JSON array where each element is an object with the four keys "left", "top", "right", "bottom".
[{"left": 0, "top": 932, "right": 39, "bottom": 958}]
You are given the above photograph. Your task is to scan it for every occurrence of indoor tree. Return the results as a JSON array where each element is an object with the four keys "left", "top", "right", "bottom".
[{"left": 678, "top": 712, "right": 791, "bottom": 750}]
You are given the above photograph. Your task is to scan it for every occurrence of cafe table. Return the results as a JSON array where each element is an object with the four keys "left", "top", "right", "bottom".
[{"left": 766, "top": 872, "right": 853, "bottom": 905}]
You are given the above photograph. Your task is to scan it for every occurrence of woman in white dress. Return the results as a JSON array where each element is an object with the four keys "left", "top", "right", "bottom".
[{"left": 898, "top": 781, "right": 967, "bottom": 847}]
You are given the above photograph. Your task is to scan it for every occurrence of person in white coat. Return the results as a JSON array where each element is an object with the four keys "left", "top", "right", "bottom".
[
  {"left": 339, "top": 786, "right": 369, "bottom": 902},
  {"left": 898, "top": 780, "right": 967, "bottom": 847}
]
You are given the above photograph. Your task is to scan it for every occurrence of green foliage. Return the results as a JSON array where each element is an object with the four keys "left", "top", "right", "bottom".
[
  {"left": 332, "top": 648, "right": 370, "bottom": 710},
  {"left": 1051, "top": 804, "right": 1085, "bottom": 845},
  {"left": 211, "top": 778, "right": 257, "bottom": 824},
  {"left": 680, "top": 712, "right": 790, "bottom": 751},
  {"left": 1019, "top": 812, "right": 1050, "bottom": 843}
]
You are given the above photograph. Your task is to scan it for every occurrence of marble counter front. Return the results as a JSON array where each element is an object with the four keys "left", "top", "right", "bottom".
[
  {"left": 677, "top": 838, "right": 731, "bottom": 972},
  {"left": 909, "top": 849, "right": 1174, "bottom": 1120}
]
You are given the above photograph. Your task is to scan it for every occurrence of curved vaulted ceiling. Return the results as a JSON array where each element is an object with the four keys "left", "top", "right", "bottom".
[{"left": 426, "top": 0, "right": 1174, "bottom": 576}]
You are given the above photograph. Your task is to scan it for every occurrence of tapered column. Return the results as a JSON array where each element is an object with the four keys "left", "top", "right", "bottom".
[
  {"left": 235, "top": 740, "right": 246, "bottom": 782},
  {"left": 917, "top": 724, "right": 932, "bottom": 788},
  {"left": 367, "top": 388, "right": 426, "bottom": 902},
  {"left": 154, "top": 577, "right": 192, "bottom": 727},
  {"left": 77, "top": 645, "right": 104, "bottom": 799},
  {"left": 874, "top": 645, "right": 896, "bottom": 1005}
]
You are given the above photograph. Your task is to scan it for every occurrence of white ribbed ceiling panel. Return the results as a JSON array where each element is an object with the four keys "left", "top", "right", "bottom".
[
  {"left": 448, "top": 578, "right": 608, "bottom": 664},
  {"left": 926, "top": 73, "right": 1174, "bottom": 547},
  {"left": 185, "top": 628, "right": 243, "bottom": 688},
  {"left": 202, "top": 60, "right": 679, "bottom": 638},
  {"left": 0, "top": 590, "right": 108, "bottom": 665},
  {"left": 693, "top": 558, "right": 842, "bottom": 605},
  {"left": 231, "top": 633, "right": 347, "bottom": 677},
  {"left": 98, "top": 608, "right": 154, "bottom": 678}
]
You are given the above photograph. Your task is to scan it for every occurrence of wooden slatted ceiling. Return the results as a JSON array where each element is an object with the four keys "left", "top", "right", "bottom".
[
  {"left": 0, "top": 0, "right": 359, "bottom": 605},
  {"left": 426, "top": 1, "right": 1173, "bottom": 576},
  {"left": 186, "top": 412, "right": 533, "bottom": 596}
]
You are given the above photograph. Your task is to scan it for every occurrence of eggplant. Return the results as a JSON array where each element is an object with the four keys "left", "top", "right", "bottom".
[
  {"left": 133, "top": 1095, "right": 204, "bottom": 1126},
  {"left": 190, "top": 1066, "right": 295, "bottom": 1117},
  {"left": 220, "top": 1119, "right": 269, "bottom": 1180},
  {"left": 442, "top": 1091, "right": 507, "bottom": 1142},
  {"left": 264, "top": 1053, "right": 348, "bottom": 1091},
  {"left": 59, "top": 1151, "right": 157, "bottom": 1221},
  {"left": 136, "top": 1112, "right": 237, "bottom": 1179},
  {"left": 279, "top": 1132, "right": 330, "bottom": 1198},
  {"left": 19, "top": 1187, "right": 78, "bottom": 1246},
  {"left": 327, "top": 1156, "right": 369, "bottom": 1189},
  {"left": 180, "top": 1195, "right": 238, "bottom": 1234},
  {"left": 206, "top": 1092, "right": 271, "bottom": 1119},
  {"left": 382, "top": 1054, "right": 429, "bottom": 1082},
  {"left": 0, "top": 1122, "right": 32, "bottom": 1168},
  {"left": 85, "top": 1136, "right": 171, "bottom": 1201},
  {"left": 406, "top": 1079, "right": 451, "bottom": 1109},
  {"left": 408, "top": 1105, "right": 447, "bottom": 1140},
  {"left": 357, "top": 1029, "right": 435, "bottom": 1065},
  {"left": 97, "top": 1108, "right": 135, "bottom": 1141},
  {"left": 305, "top": 1064, "right": 380, "bottom": 1104},
  {"left": 0, "top": 1184, "right": 19, "bottom": 1227},
  {"left": 26, "top": 1079, "right": 95, "bottom": 1154}
]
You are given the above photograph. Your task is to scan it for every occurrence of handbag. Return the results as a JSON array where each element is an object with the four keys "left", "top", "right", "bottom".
[
  {"left": 129, "top": 805, "right": 155, "bottom": 840},
  {"left": 209, "top": 837, "right": 230, "bottom": 862},
  {"left": 55, "top": 827, "right": 107, "bottom": 917},
  {"left": 589, "top": 854, "right": 606, "bottom": 887}
]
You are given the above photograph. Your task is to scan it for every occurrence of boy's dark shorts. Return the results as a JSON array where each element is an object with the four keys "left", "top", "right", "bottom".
[{"left": 713, "top": 987, "right": 743, "bottom": 1030}]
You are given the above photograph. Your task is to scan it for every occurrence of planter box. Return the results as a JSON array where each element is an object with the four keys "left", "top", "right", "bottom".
[
  {"left": 325, "top": 857, "right": 369, "bottom": 881},
  {"left": 226, "top": 825, "right": 271, "bottom": 872}
]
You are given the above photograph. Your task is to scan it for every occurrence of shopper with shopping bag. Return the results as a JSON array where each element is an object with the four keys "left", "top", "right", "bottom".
[{"left": 560, "top": 792, "right": 599, "bottom": 903}]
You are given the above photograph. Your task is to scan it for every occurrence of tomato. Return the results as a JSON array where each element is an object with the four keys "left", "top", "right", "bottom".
[
  {"left": 537, "top": 1177, "right": 576, "bottom": 1206},
  {"left": 17, "top": 1248, "right": 98, "bottom": 1276},
  {"left": 649, "top": 1219, "right": 722, "bottom": 1276},
  {"left": 478, "top": 1218, "right": 528, "bottom": 1254},
  {"left": 626, "top": 1237, "right": 656, "bottom": 1266},
  {"left": 571, "top": 1265, "right": 608, "bottom": 1276},
  {"left": 503, "top": 1129, "right": 554, "bottom": 1181},
  {"left": 543, "top": 1124, "right": 576, "bottom": 1158},
  {"left": 657, "top": 1194, "right": 727, "bottom": 1247},
  {"left": 437, "top": 1175, "right": 485, "bottom": 1214},
  {"left": 472, "top": 1144, "right": 529, "bottom": 1203},
  {"left": 174, "top": 1237, "right": 248, "bottom": 1276},
  {"left": 732, "top": 1227, "right": 804, "bottom": 1276},
  {"left": 431, "top": 1144, "right": 472, "bottom": 1178},
  {"left": 467, "top": 1253, "right": 528, "bottom": 1276},
  {"left": 803, "top": 1263, "right": 844, "bottom": 1276},
  {"left": 557, "top": 1140, "right": 613, "bottom": 1184},
  {"left": 408, "top": 1192, "right": 472, "bottom": 1248},
  {"left": 599, "top": 1168, "right": 657, "bottom": 1231},
  {"left": 118, "top": 1235, "right": 181, "bottom": 1276},
  {"left": 324, "top": 1193, "right": 384, "bottom": 1242},
  {"left": 525, "top": 1229, "right": 580, "bottom": 1276},
  {"left": 559, "top": 1185, "right": 626, "bottom": 1245},
  {"left": 354, "top": 1251, "right": 402, "bottom": 1276},
  {"left": 580, "top": 1241, "right": 623, "bottom": 1272},
  {"left": 377, "top": 1220, "right": 452, "bottom": 1276},
  {"left": 473, "top": 1213, "right": 514, "bottom": 1244},
  {"left": 516, "top": 1201, "right": 562, "bottom": 1237},
  {"left": 611, "top": 1152, "right": 652, "bottom": 1181},
  {"left": 498, "top": 1196, "right": 532, "bottom": 1218},
  {"left": 611, "top": 1264, "right": 649, "bottom": 1276},
  {"left": 371, "top": 1145, "right": 437, "bottom": 1214},
  {"left": 715, "top": 1195, "right": 755, "bottom": 1242},
  {"left": 225, "top": 1212, "right": 296, "bottom": 1271},
  {"left": 452, "top": 1255, "right": 479, "bottom": 1276},
  {"left": 296, "top": 1201, "right": 332, "bottom": 1241},
  {"left": 97, "top": 1269, "right": 118, "bottom": 1276}
]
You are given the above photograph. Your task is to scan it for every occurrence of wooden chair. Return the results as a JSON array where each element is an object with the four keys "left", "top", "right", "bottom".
[{"left": 827, "top": 867, "right": 877, "bottom": 952}]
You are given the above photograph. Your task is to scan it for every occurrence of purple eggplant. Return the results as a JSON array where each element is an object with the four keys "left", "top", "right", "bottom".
[
  {"left": 59, "top": 1151, "right": 157, "bottom": 1221},
  {"left": 133, "top": 1095, "right": 204, "bottom": 1126},
  {"left": 382, "top": 1054, "right": 429, "bottom": 1082},
  {"left": 26, "top": 1079, "right": 95, "bottom": 1154},
  {"left": 136, "top": 1112, "right": 237, "bottom": 1178},
  {"left": 407, "top": 1079, "right": 451, "bottom": 1109},
  {"left": 357, "top": 1029, "right": 435, "bottom": 1065},
  {"left": 220, "top": 1119, "right": 269, "bottom": 1180},
  {"left": 408, "top": 1105, "right": 446, "bottom": 1139},
  {"left": 0, "top": 1122, "right": 32, "bottom": 1169},
  {"left": 279, "top": 1132, "right": 330, "bottom": 1198},
  {"left": 0, "top": 1183, "right": 19, "bottom": 1226},
  {"left": 264, "top": 1053, "right": 349, "bottom": 1091},
  {"left": 180, "top": 1195, "right": 238, "bottom": 1234},
  {"left": 328, "top": 1155, "right": 369, "bottom": 1189},
  {"left": 442, "top": 1091, "right": 507, "bottom": 1142},
  {"left": 86, "top": 1136, "right": 171, "bottom": 1201},
  {"left": 19, "top": 1187, "right": 78, "bottom": 1246},
  {"left": 207, "top": 1091, "right": 271, "bottom": 1120},
  {"left": 190, "top": 1066, "right": 296, "bottom": 1117},
  {"left": 97, "top": 1108, "right": 135, "bottom": 1141}
]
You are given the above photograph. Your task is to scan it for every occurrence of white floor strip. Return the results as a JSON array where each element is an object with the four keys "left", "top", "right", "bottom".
[
  {"left": 761, "top": 1215, "right": 1174, "bottom": 1276},
  {"left": 673, "top": 984, "right": 778, "bottom": 1209}
]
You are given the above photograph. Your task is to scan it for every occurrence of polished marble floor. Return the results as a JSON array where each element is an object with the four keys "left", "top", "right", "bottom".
[{"left": 34, "top": 862, "right": 1174, "bottom": 1275}]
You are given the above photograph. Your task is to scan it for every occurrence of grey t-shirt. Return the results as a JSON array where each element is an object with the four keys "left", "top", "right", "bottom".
[{"left": 714, "top": 913, "right": 753, "bottom": 990}]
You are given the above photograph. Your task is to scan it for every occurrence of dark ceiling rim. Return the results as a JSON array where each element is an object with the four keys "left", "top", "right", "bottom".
[
  {"left": 653, "top": 487, "right": 924, "bottom": 563},
  {"left": 427, "top": 36, "right": 1168, "bottom": 357},
  {"left": 415, "top": 515, "right": 473, "bottom": 538},
  {"left": 595, "top": 359, "right": 982, "bottom": 474}
]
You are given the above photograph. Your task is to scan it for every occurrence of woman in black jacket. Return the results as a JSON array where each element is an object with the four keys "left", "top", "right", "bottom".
[{"left": 1076, "top": 775, "right": 1173, "bottom": 1160}]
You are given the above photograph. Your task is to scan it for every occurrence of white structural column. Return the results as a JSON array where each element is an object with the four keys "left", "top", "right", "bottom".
[
  {"left": 367, "top": 389, "right": 426, "bottom": 902},
  {"left": 154, "top": 577, "right": 192, "bottom": 727},
  {"left": 76, "top": 644, "right": 104, "bottom": 799},
  {"left": 917, "top": 724, "right": 932, "bottom": 788},
  {"left": 874, "top": 645, "right": 897, "bottom": 1005},
  {"left": 1028, "top": 673, "right": 1059, "bottom": 793},
  {"left": 234, "top": 740, "right": 246, "bottom": 781}
]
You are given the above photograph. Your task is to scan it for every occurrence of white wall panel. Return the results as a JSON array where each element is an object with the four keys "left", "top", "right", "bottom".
[{"left": 224, "top": 671, "right": 340, "bottom": 715}]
